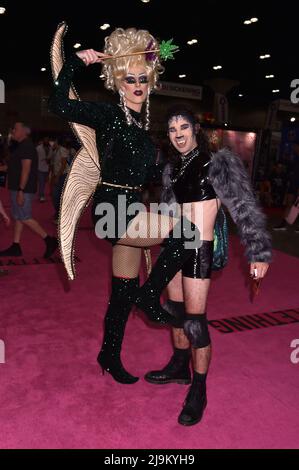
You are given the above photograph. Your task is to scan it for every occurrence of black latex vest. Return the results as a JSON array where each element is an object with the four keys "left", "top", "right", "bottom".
[{"left": 172, "top": 148, "right": 217, "bottom": 203}]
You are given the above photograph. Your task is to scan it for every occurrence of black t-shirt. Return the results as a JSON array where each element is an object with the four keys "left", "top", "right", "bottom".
[{"left": 8, "top": 138, "right": 38, "bottom": 193}]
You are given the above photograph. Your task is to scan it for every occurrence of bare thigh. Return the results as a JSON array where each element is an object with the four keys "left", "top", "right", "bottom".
[{"left": 117, "top": 211, "right": 179, "bottom": 248}]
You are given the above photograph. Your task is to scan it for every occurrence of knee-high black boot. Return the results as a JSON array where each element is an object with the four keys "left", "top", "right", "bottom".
[
  {"left": 135, "top": 217, "right": 200, "bottom": 324},
  {"left": 97, "top": 276, "right": 139, "bottom": 384}
]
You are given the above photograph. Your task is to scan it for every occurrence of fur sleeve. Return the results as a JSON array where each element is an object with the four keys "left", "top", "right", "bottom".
[{"left": 208, "top": 148, "right": 272, "bottom": 263}]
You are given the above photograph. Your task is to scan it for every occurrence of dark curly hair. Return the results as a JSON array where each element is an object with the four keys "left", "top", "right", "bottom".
[{"left": 166, "top": 106, "right": 210, "bottom": 157}]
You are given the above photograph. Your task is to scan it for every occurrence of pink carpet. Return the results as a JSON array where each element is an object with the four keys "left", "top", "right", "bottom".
[{"left": 0, "top": 189, "right": 299, "bottom": 449}]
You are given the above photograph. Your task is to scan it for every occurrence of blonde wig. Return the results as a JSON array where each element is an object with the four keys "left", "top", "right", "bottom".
[{"left": 101, "top": 28, "right": 164, "bottom": 92}]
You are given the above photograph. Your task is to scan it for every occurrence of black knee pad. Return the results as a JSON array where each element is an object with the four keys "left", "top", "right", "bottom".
[
  {"left": 182, "top": 241, "right": 213, "bottom": 279},
  {"left": 162, "top": 300, "right": 185, "bottom": 328},
  {"left": 183, "top": 313, "right": 211, "bottom": 348}
]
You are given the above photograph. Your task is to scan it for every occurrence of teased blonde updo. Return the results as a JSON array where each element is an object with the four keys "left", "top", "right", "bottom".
[{"left": 101, "top": 27, "right": 164, "bottom": 92}]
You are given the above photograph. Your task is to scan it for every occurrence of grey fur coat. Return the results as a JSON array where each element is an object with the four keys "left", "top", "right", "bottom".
[{"left": 161, "top": 148, "right": 272, "bottom": 263}]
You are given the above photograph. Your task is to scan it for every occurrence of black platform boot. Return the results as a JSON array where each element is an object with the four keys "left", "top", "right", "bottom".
[
  {"left": 178, "top": 371, "right": 208, "bottom": 426},
  {"left": 135, "top": 218, "right": 200, "bottom": 324},
  {"left": 145, "top": 347, "right": 191, "bottom": 385},
  {"left": 97, "top": 276, "right": 139, "bottom": 384}
]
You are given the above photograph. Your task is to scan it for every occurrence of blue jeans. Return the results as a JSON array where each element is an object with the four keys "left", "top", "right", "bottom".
[{"left": 10, "top": 191, "right": 34, "bottom": 221}]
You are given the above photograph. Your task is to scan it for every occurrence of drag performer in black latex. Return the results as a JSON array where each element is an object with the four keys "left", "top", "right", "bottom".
[{"left": 144, "top": 107, "right": 272, "bottom": 425}]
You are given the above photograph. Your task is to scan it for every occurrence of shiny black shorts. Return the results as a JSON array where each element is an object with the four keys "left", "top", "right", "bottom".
[{"left": 182, "top": 240, "right": 214, "bottom": 279}]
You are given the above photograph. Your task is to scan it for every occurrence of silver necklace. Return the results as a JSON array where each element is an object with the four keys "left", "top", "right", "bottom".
[
  {"left": 130, "top": 114, "right": 143, "bottom": 129},
  {"left": 171, "top": 147, "right": 200, "bottom": 184},
  {"left": 119, "top": 104, "right": 143, "bottom": 129}
]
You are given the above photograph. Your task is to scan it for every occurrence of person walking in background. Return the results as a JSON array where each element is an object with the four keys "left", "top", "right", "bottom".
[
  {"left": 36, "top": 136, "right": 51, "bottom": 202},
  {"left": 0, "top": 122, "right": 58, "bottom": 258}
]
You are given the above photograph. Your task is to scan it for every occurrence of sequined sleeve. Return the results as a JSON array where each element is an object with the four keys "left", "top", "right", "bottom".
[
  {"left": 48, "top": 54, "right": 112, "bottom": 129},
  {"left": 146, "top": 162, "right": 164, "bottom": 184}
]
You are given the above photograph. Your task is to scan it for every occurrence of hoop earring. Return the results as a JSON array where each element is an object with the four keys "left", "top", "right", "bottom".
[{"left": 119, "top": 89, "right": 132, "bottom": 126}]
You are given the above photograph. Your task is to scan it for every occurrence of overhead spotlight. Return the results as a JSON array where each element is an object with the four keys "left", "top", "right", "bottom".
[
  {"left": 265, "top": 74, "right": 275, "bottom": 79},
  {"left": 0, "top": 7, "right": 6, "bottom": 14},
  {"left": 73, "top": 43, "right": 81, "bottom": 49},
  {"left": 272, "top": 89, "right": 280, "bottom": 93},
  {"left": 213, "top": 65, "right": 222, "bottom": 70},
  {"left": 260, "top": 54, "right": 271, "bottom": 59},
  {"left": 41, "top": 67, "right": 46, "bottom": 72},
  {"left": 224, "top": 123, "right": 228, "bottom": 127},
  {"left": 244, "top": 18, "right": 258, "bottom": 25},
  {"left": 187, "top": 39, "right": 198, "bottom": 45},
  {"left": 100, "top": 23, "right": 110, "bottom": 30},
  {"left": 290, "top": 117, "right": 296, "bottom": 122},
  {"left": 99, "top": 74, "right": 105, "bottom": 79},
  {"left": 141, "top": 0, "right": 150, "bottom": 2},
  {"left": 238, "top": 94, "right": 243, "bottom": 97},
  {"left": 179, "top": 74, "right": 186, "bottom": 78}
]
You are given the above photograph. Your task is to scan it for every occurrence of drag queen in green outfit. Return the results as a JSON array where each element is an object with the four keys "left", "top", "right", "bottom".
[{"left": 49, "top": 26, "right": 198, "bottom": 384}]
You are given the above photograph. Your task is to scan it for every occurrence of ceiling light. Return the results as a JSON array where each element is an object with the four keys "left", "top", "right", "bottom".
[
  {"left": 260, "top": 54, "right": 271, "bottom": 59},
  {"left": 179, "top": 74, "right": 186, "bottom": 78},
  {"left": 213, "top": 65, "right": 222, "bottom": 70},
  {"left": 100, "top": 24, "right": 110, "bottom": 30},
  {"left": 41, "top": 68, "right": 46, "bottom": 72},
  {"left": 73, "top": 43, "right": 81, "bottom": 49},
  {"left": 290, "top": 117, "right": 296, "bottom": 122},
  {"left": 238, "top": 94, "right": 243, "bottom": 97},
  {"left": 187, "top": 39, "right": 198, "bottom": 45},
  {"left": 0, "top": 7, "right": 6, "bottom": 14},
  {"left": 265, "top": 74, "right": 274, "bottom": 79},
  {"left": 244, "top": 18, "right": 258, "bottom": 25},
  {"left": 272, "top": 89, "right": 280, "bottom": 93},
  {"left": 141, "top": 0, "right": 150, "bottom": 3}
]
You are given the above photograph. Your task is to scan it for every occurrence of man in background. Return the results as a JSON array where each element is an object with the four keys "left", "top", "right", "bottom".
[{"left": 0, "top": 122, "right": 58, "bottom": 258}]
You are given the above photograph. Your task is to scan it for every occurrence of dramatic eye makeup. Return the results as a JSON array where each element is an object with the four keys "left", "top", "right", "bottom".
[
  {"left": 168, "top": 122, "right": 190, "bottom": 133},
  {"left": 124, "top": 75, "right": 149, "bottom": 84}
]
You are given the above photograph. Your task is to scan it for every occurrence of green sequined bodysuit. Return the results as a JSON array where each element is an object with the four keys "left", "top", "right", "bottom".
[{"left": 48, "top": 54, "right": 159, "bottom": 244}]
